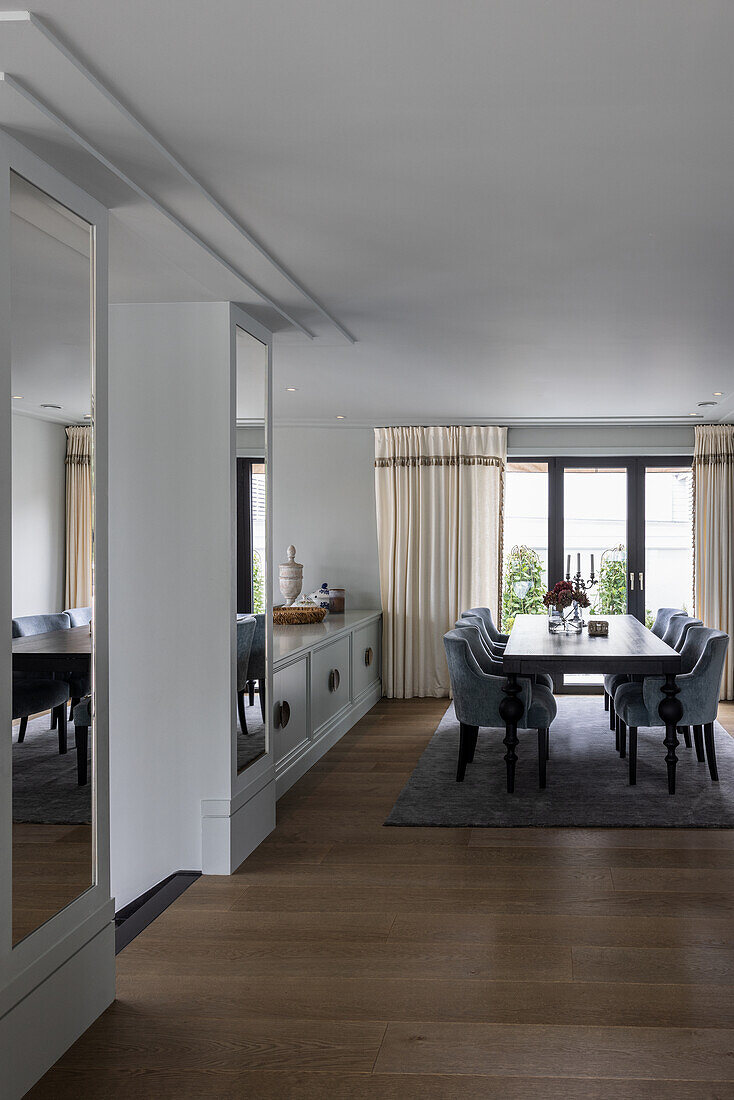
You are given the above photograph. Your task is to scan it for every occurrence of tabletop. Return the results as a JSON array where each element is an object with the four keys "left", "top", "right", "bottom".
[
  {"left": 12, "top": 625, "right": 92, "bottom": 671},
  {"left": 502, "top": 614, "right": 682, "bottom": 676}
]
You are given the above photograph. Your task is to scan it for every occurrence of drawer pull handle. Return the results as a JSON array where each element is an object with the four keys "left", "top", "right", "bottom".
[
  {"left": 365, "top": 646, "right": 373, "bottom": 667},
  {"left": 275, "top": 700, "right": 291, "bottom": 729},
  {"left": 329, "top": 668, "right": 341, "bottom": 693}
]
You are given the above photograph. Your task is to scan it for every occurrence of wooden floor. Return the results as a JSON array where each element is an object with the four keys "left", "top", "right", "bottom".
[{"left": 29, "top": 698, "right": 734, "bottom": 1098}]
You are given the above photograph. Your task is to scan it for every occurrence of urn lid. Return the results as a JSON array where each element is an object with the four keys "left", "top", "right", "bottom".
[{"left": 280, "top": 545, "right": 302, "bottom": 568}]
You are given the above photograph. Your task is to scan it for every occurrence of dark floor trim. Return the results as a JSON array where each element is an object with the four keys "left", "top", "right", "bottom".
[{"left": 115, "top": 870, "right": 201, "bottom": 954}]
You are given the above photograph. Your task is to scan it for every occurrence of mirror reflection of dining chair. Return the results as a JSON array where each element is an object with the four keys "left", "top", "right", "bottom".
[
  {"left": 71, "top": 697, "right": 92, "bottom": 785},
  {"left": 237, "top": 615, "right": 257, "bottom": 735},
  {"left": 12, "top": 613, "right": 72, "bottom": 739},
  {"left": 61, "top": 607, "right": 93, "bottom": 723},
  {"left": 245, "top": 613, "right": 266, "bottom": 720},
  {"left": 13, "top": 678, "right": 70, "bottom": 754}
]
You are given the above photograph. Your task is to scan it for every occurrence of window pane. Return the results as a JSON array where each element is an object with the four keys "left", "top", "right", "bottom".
[
  {"left": 502, "top": 462, "right": 548, "bottom": 631},
  {"left": 644, "top": 467, "right": 693, "bottom": 624}
]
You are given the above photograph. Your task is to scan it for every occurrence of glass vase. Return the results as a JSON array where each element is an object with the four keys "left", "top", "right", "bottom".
[
  {"left": 565, "top": 602, "right": 583, "bottom": 634},
  {"left": 547, "top": 607, "right": 564, "bottom": 634}
]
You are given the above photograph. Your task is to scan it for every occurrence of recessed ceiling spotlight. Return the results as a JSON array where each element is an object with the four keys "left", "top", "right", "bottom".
[
  {"left": 336, "top": 415, "right": 346, "bottom": 420},
  {"left": 713, "top": 392, "right": 724, "bottom": 397},
  {"left": 11, "top": 395, "right": 22, "bottom": 400},
  {"left": 688, "top": 412, "right": 698, "bottom": 416},
  {"left": 286, "top": 386, "right": 298, "bottom": 392},
  {"left": 84, "top": 413, "right": 93, "bottom": 419},
  {"left": 40, "top": 403, "right": 63, "bottom": 410}
]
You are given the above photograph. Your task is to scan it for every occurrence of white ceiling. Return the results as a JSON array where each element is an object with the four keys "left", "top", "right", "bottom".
[{"left": 1, "top": 2, "right": 734, "bottom": 425}]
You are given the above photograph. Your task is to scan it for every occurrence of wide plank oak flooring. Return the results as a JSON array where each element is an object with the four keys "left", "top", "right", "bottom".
[{"left": 29, "top": 696, "right": 734, "bottom": 1098}]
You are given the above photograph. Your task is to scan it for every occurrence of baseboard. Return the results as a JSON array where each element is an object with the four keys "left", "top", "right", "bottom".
[
  {"left": 0, "top": 922, "right": 115, "bottom": 1100},
  {"left": 115, "top": 871, "right": 201, "bottom": 953},
  {"left": 275, "top": 681, "right": 382, "bottom": 799},
  {"left": 201, "top": 776, "right": 276, "bottom": 874}
]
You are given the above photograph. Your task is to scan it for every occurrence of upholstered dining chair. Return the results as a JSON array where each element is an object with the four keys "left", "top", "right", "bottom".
[
  {"left": 613, "top": 626, "right": 729, "bottom": 786},
  {"left": 71, "top": 697, "right": 92, "bottom": 785},
  {"left": 463, "top": 607, "right": 509, "bottom": 648},
  {"left": 13, "top": 678, "right": 70, "bottom": 754},
  {"left": 605, "top": 609, "right": 687, "bottom": 732},
  {"left": 457, "top": 616, "right": 554, "bottom": 692},
  {"left": 237, "top": 615, "right": 257, "bottom": 735},
  {"left": 11, "top": 612, "right": 76, "bottom": 736},
  {"left": 245, "top": 613, "right": 266, "bottom": 720},
  {"left": 443, "top": 629, "right": 557, "bottom": 790},
  {"left": 64, "top": 606, "right": 92, "bottom": 627}
]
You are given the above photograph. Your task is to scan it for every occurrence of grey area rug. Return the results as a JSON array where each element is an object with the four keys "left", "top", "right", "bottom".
[
  {"left": 237, "top": 697, "right": 266, "bottom": 771},
  {"left": 13, "top": 713, "right": 92, "bottom": 824},
  {"left": 386, "top": 695, "right": 734, "bottom": 828}
]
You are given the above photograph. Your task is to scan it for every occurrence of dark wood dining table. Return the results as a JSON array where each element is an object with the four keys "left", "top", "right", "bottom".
[
  {"left": 12, "top": 625, "right": 92, "bottom": 675},
  {"left": 501, "top": 614, "right": 683, "bottom": 794}
]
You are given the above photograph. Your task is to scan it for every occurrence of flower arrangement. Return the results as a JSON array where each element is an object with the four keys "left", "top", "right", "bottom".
[{"left": 543, "top": 580, "right": 590, "bottom": 613}]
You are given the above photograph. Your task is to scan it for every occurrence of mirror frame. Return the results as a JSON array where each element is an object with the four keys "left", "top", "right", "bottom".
[
  {"left": 0, "top": 132, "right": 111, "bottom": 990},
  {"left": 230, "top": 305, "right": 273, "bottom": 797}
]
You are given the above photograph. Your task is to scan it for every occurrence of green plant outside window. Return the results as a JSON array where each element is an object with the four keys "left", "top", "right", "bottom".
[{"left": 501, "top": 545, "right": 546, "bottom": 632}]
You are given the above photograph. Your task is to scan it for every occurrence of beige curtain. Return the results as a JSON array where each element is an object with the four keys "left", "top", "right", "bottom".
[
  {"left": 65, "top": 425, "right": 93, "bottom": 609},
  {"left": 375, "top": 425, "right": 507, "bottom": 698},
  {"left": 694, "top": 424, "right": 734, "bottom": 700}
]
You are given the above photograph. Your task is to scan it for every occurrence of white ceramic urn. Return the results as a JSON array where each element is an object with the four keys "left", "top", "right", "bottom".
[{"left": 279, "top": 545, "right": 303, "bottom": 605}]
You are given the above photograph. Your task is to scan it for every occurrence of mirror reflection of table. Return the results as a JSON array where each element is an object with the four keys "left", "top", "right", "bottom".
[
  {"left": 501, "top": 614, "right": 683, "bottom": 794},
  {"left": 12, "top": 625, "right": 92, "bottom": 674}
]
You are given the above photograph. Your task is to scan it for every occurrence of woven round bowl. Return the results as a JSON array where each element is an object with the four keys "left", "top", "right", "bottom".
[{"left": 273, "top": 605, "right": 328, "bottom": 625}]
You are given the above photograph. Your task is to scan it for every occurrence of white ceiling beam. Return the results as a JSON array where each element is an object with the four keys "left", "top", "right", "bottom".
[
  {"left": 3, "top": 11, "right": 355, "bottom": 345},
  {"left": 0, "top": 72, "right": 317, "bottom": 338}
]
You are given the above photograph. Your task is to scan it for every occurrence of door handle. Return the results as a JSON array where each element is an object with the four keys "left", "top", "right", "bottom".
[
  {"left": 629, "top": 572, "right": 635, "bottom": 590},
  {"left": 274, "top": 700, "right": 290, "bottom": 729},
  {"left": 329, "top": 668, "right": 341, "bottom": 693},
  {"left": 365, "top": 646, "right": 373, "bottom": 667},
  {"left": 638, "top": 572, "right": 644, "bottom": 590}
]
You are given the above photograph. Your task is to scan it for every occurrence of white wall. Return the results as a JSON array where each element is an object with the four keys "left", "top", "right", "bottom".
[
  {"left": 272, "top": 426, "right": 380, "bottom": 609},
  {"left": 508, "top": 423, "right": 695, "bottom": 456},
  {"left": 11, "top": 414, "right": 66, "bottom": 616},
  {"left": 108, "top": 302, "right": 233, "bottom": 909}
]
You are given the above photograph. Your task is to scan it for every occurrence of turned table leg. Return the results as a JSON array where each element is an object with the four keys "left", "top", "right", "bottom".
[
  {"left": 499, "top": 672, "right": 524, "bottom": 794},
  {"left": 659, "top": 672, "right": 683, "bottom": 795}
]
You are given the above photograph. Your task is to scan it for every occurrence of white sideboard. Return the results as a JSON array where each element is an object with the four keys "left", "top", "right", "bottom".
[{"left": 272, "top": 610, "right": 382, "bottom": 796}]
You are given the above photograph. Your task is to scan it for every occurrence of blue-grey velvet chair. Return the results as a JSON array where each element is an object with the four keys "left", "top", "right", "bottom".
[
  {"left": 71, "top": 697, "right": 92, "bottom": 785},
  {"left": 463, "top": 607, "right": 510, "bottom": 648},
  {"left": 614, "top": 626, "right": 729, "bottom": 786},
  {"left": 13, "top": 678, "right": 70, "bottom": 755},
  {"left": 604, "top": 609, "right": 686, "bottom": 730},
  {"left": 12, "top": 612, "right": 70, "bottom": 637},
  {"left": 457, "top": 615, "right": 554, "bottom": 692},
  {"left": 245, "top": 613, "right": 266, "bottom": 720},
  {"left": 237, "top": 615, "right": 257, "bottom": 735},
  {"left": 444, "top": 629, "right": 557, "bottom": 790},
  {"left": 64, "top": 606, "right": 92, "bottom": 627}
]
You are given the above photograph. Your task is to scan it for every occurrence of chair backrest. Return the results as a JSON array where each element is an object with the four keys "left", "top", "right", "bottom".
[
  {"left": 236, "top": 616, "right": 257, "bottom": 692},
  {"left": 444, "top": 629, "right": 507, "bottom": 728},
  {"left": 246, "top": 613, "right": 266, "bottom": 679},
  {"left": 661, "top": 612, "right": 690, "bottom": 649},
  {"left": 453, "top": 620, "right": 503, "bottom": 674},
  {"left": 667, "top": 616, "right": 703, "bottom": 652},
  {"left": 651, "top": 607, "right": 682, "bottom": 639},
  {"left": 645, "top": 626, "right": 729, "bottom": 726},
  {"left": 12, "top": 612, "right": 71, "bottom": 638},
  {"left": 464, "top": 607, "right": 508, "bottom": 646},
  {"left": 64, "top": 606, "right": 92, "bottom": 627},
  {"left": 459, "top": 613, "right": 504, "bottom": 659}
]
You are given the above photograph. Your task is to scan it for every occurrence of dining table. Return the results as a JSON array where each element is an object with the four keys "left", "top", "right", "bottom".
[
  {"left": 12, "top": 625, "right": 92, "bottom": 676},
  {"left": 501, "top": 614, "right": 683, "bottom": 794}
]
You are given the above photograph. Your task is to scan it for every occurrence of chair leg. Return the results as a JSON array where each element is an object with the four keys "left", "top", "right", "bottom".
[
  {"left": 703, "top": 722, "right": 719, "bottom": 782},
  {"left": 467, "top": 726, "right": 479, "bottom": 763},
  {"left": 259, "top": 679, "right": 266, "bottom": 721},
  {"left": 618, "top": 718, "right": 627, "bottom": 759},
  {"left": 57, "top": 705, "right": 67, "bottom": 754},
  {"left": 678, "top": 725, "right": 692, "bottom": 748},
  {"left": 248, "top": 681, "right": 255, "bottom": 707},
  {"left": 609, "top": 695, "right": 616, "bottom": 732},
  {"left": 604, "top": 689, "right": 609, "bottom": 712},
  {"left": 237, "top": 691, "right": 248, "bottom": 735},
  {"left": 537, "top": 729, "right": 547, "bottom": 789},
  {"left": 456, "top": 723, "right": 476, "bottom": 782},
  {"left": 693, "top": 724, "right": 705, "bottom": 763},
  {"left": 70, "top": 697, "right": 80, "bottom": 723},
  {"left": 628, "top": 727, "right": 638, "bottom": 785},
  {"left": 50, "top": 706, "right": 58, "bottom": 730},
  {"left": 545, "top": 729, "right": 550, "bottom": 759},
  {"left": 17, "top": 716, "right": 28, "bottom": 743},
  {"left": 75, "top": 725, "right": 89, "bottom": 785}
]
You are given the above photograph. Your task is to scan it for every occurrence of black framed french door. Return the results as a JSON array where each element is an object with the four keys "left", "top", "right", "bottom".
[
  {"left": 505, "top": 455, "right": 694, "bottom": 692},
  {"left": 236, "top": 458, "right": 254, "bottom": 614}
]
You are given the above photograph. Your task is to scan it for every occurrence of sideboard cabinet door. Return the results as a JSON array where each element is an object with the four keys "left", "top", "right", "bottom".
[
  {"left": 311, "top": 635, "right": 351, "bottom": 733},
  {"left": 273, "top": 657, "right": 308, "bottom": 764}
]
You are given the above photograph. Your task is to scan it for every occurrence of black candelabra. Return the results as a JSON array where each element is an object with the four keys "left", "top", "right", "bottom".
[{"left": 565, "top": 554, "right": 599, "bottom": 624}]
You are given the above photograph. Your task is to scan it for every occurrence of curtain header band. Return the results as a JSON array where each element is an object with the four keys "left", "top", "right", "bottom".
[{"left": 375, "top": 455, "right": 504, "bottom": 469}]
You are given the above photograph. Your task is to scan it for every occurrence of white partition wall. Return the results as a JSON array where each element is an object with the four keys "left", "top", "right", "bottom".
[{"left": 0, "top": 133, "right": 114, "bottom": 1100}]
